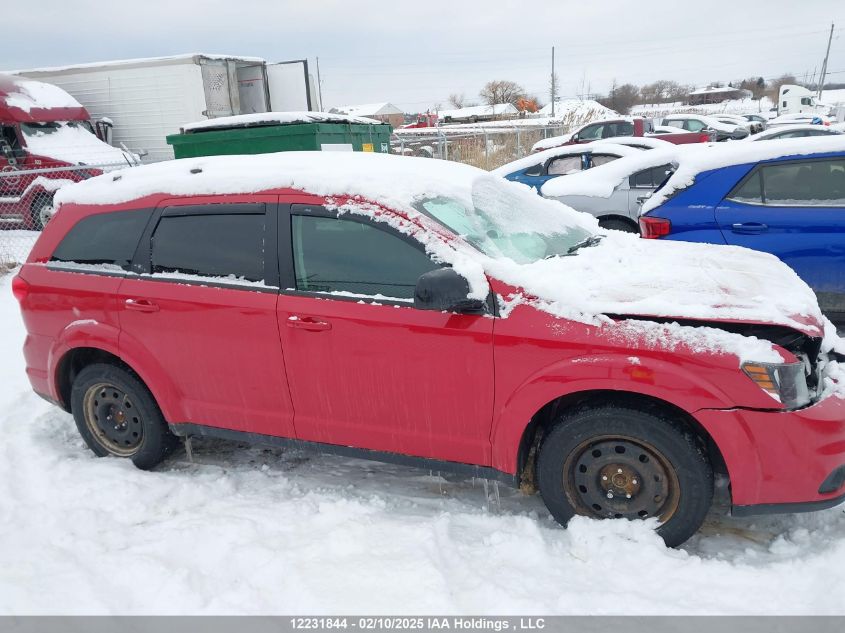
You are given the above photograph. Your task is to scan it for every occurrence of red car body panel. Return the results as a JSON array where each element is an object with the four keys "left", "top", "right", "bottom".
[
  {"left": 15, "top": 187, "right": 845, "bottom": 513},
  {"left": 563, "top": 118, "right": 710, "bottom": 147}
]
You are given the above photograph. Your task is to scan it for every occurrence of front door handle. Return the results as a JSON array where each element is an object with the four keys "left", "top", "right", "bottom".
[
  {"left": 731, "top": 222, "right": 768, "bottom": 234},
  {"left": 286, "top": 315, "right": 332, "bottom": 331},
  {"left": 124, "top": 298, "right": 159, "bottom": 312}
]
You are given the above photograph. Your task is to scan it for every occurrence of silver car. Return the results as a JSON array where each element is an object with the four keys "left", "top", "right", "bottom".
[{"left": 540, "top": 151, "right": 677, "bottom": 233}]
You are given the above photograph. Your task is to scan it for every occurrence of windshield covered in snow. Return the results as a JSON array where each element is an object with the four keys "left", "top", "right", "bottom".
[{"left": 415, "top": 178, "right": 594, "bottom": 264}]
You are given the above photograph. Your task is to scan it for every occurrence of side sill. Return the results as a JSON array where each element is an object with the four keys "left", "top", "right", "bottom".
[
  {"left": 732, "top": 491, "right": 845, "bottom": 517},
  {"left": 169, "top": 422, "right": 518, "bottom": 487}
]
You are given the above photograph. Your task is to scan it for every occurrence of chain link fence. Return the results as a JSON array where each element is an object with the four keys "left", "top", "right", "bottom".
[
  {"left": 392, "top": 124, "right": 569, "bottom": 171},
  {"left": 0, "top": 163, "right": 130, "bottom": 270}
]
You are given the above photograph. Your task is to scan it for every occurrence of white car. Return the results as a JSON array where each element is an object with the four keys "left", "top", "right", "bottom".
[
  {"left": 711, "top": 113, "right": 764, "bottom": 134},
  {"left": 767, "top": 113, "right": 835, "bottom": 127},
  {"left": 744, "top": 124, "right": 843, "bottom": 141},
  {"left": 660, "top": 113, "right": 749, "bottom": 141}
]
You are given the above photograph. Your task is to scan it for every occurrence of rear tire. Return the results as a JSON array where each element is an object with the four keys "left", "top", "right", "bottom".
[
  {"left": 598, "top": 217, "right": 638, "bottom": 233},
  {"left": 30, "top": 196, "right": 54, "bottom": 231},
  {"left": 536, "top": 405, "right": 713, "bottom": 547},
  {"left": 71, "top": 363, "right": 179, "bottom": 470}
]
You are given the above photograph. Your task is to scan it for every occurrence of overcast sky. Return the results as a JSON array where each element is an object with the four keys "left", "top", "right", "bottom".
[{"left": 4, "top": 1, "right": 844, "bottom": 112}]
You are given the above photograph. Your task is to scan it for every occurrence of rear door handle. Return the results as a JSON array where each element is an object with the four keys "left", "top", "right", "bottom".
[
  {"left": 286, "top": 315, "right": 332, "bottom": 331},
  {"left": 124, "top": 298, "right": 159, "bottom": 312},
  {"left": 731, "top": 222, "right": 768, "bottom": 234}
]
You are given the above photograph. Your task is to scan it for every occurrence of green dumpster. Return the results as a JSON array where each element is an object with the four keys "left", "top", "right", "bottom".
[{"left": 167, "top": 113, "right": 393, "bottom": 159}]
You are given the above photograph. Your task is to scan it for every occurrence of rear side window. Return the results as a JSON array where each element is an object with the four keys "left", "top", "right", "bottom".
[
  {"left": 590, "top": 154, "right": 619, "bottom": 168},
  {"left": 728, "top": 159, "right": 845, "bottom": 206},
  {"left": 630, "top": 164, "right": 673, "bottom": 189},
  {"left": 51, "top": 209, "right": 152, "bottom": 270},
  {"left": 291, "top": 215, "right": 438, "bottom": 300},
  {"left": 523, "top": 163, "right": 543, "bottom": 176},
  {"left": 151, "top": 211, "right": 266, "bottom": 282}
]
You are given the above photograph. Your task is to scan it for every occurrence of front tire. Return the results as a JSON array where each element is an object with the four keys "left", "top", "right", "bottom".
[
  {"left": 536, "top": 405, "right": 713, "bottom": 547},
  {"left": 30, "top": 196, "right": 54, "bottom": 231},
  {"left": 71, "top": 363, "right": 179, "bottom": 470}
]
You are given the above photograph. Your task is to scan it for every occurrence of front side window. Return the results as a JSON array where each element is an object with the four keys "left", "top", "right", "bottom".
[
  {"left": 663, "top": 119, "right": 683, "bottom": 131},
  {"left": 578, "top": 124, "right": 602, "bottom": 140},
  {"left": 51, "top": 209, "right": 152, "bottom": 271},
  {"left": 684, "top": 119, "right": 707, "bottom": 132},
  {"left": 291, "top": 215, "right": 438, "bottom": 300},
  {"left": 762, "top": 159, "right": 845, "bottom": 206},
  {"left": 151, "top": 211, "right": 266, "bottom": 282},
  {"left": 547, "top": 156, "right": 582, "bottom": 175}
]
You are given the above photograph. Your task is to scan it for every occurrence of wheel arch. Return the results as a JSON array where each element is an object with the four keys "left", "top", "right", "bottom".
[
  {"left": 597, "top": 214, "right": 639, "bottom": 232},
  {"left": 512, "top": 389, "right": 729, "bottom": 496}
]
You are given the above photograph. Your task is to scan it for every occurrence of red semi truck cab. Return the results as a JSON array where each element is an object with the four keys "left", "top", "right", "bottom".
[{"left": 0, "top": 74, "right": 135, "bottom": 230}]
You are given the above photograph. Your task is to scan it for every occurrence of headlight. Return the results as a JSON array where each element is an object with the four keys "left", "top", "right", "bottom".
[{"left": 742, "top": 361, "right": 810, "bottom": 409}]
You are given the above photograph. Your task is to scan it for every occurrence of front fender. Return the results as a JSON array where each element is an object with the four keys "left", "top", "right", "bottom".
[{"left": 490, "top": 353, "right": 738, "bottom": 474}]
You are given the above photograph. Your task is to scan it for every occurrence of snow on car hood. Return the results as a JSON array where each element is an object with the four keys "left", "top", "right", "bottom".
[
  {"left": 22, "top": 122, "right": 136, "bottom": 167},
  {"left": 487, "top": 229, "right": 824, "bottom": 337}
]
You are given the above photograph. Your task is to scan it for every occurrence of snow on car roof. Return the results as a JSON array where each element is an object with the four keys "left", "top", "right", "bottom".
[
  {"left": 747, "top": 124, "right": 843, "bottom": 141},
  {"left": 661, "top": 113, "right": 738, "bottom": 133},
  {"left": 642, "top": 135, "right": 845, "bottom": 212},
  {"left": 541, "top": 146, "right": 685, "bottom": 198},
  {"left": 181, "top": 111, "right": 384, "bottom": 133},
  {"left": 490, "top": 142, "right": 641, "bottom": 177}
]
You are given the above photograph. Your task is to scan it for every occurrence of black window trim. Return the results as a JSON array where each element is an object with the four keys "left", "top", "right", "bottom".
[
  {"left": 724, "top": 156, "right": 845, "bottom": 209},
  {"left": 278, "top": 203, "right": 495, "bottom": 314},
  {"left": 49, "top": 207, "right": 156, "bottom": 276},
  {"left": 129, "top": 200, "right": 280, "bottom": 292}
]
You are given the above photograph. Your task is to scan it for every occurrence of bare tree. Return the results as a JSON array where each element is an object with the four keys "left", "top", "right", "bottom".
[
  {"left": 479, "top": 80, "right": 526, "bottom": 106},
  {"left": 599, "top": 81, "right": 640, "bottom": 114},
  {"left": 768, "top": 73, "right": 797, "bottom": 100},
  {"left": 447, "top": 93, "right": 465, "bottom": 109}
]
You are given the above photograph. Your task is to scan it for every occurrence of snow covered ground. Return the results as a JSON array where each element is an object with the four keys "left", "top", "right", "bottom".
[{"left": 2, "top": 244, "right": 845, "bottom": 614}]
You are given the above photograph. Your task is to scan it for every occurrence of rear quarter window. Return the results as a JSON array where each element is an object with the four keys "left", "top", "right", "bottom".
[{"left": 51, "top": 209, "right": 153, "bottom": 271}]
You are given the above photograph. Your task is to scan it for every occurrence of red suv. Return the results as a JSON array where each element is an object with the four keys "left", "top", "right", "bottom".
[{"left": 13, "top": 152, "right": 845, "bottom": 546}]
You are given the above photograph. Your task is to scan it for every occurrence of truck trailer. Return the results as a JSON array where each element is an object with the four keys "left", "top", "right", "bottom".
[{"left": 16, "top": 54, "right": 320, "bottom": 162}]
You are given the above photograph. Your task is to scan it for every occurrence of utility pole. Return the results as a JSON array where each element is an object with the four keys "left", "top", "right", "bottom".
[
  {"left": 316, "top": 57, "right": 324, "bottom": 111},
  {"left": 551, "top": 46, "right": 556, "bottom": 118},
  {"left": 818, "top": 22, "right": 834, "bottom": 100}
]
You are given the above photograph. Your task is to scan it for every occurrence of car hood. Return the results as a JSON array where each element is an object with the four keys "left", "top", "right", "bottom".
[{"left": 487, "top": 231, "right": 824, "bottom": 337}]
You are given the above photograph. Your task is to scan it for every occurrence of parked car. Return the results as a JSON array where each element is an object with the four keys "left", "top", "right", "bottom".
[
  {"left": 639, "top": 137, "right": 845, "bottom": 318},
  {"left": 712, "top": 113, "right": 764, "bottom": 134},
  {"left": 742, "top": 113, "right": 770, "bottom": 126},
  {"left": 531, "top": 117, "right": 710, "bottom": 153},
  {"left": 492, "top": 142, "right": 642, "bottom": 190},
  {"left": 744, "top": 124, "right": 843, "bottom": 141},
  {"left": 15, "top": 152, "right": 845, "bottom": 547},
  {"left": 541, "top": 148, "right": 680, "bottom": 232},
  {"left": 767, "top": 113, "right": 834, "bottom": 127},
  {"left": 660, "top": 114, "right": 749, "bottom": 141}
]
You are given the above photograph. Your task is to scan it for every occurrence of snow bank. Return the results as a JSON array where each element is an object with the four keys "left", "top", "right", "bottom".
[
  {"left": 642, "top": 135, "right": 845, "bottom": 212},
  {"left": 2, "top": 76, "right": 82, "bottom": 112},
  {"left": 2, "top": 272, "right": 845, "bottom": 615},
  {"left": 490, "top": 142, "right": 641, "bottom": 177},
  {"left": 181, "top": 111, "right": 383, "bottom": 132},
  {"left": 22, "top": 122, "right": 135, "bottom": 166}
]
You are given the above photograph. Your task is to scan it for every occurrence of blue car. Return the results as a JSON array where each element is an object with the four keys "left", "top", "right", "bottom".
[
  {"left": 640, "top": 141, "right": 845, "bottom": 318},
  {"left": 492, "top": 142, "right": 640, "bottom": 190}
]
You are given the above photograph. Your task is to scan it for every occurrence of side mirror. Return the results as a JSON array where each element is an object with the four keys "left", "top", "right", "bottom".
[
  {"left": 571, "top": 134, "right": 579, "bottom": 142},
  {"left": 0, "top": 140, "right": 17, "bottom": 165},
  {"left": 95, "top": 118, "right": 114, "bottom": 145},
  {"left": 414, "top": 268, "right": 486, "bottom": 314}
]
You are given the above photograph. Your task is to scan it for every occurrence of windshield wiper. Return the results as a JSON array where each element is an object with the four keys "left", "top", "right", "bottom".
[{"left": 566, "top": 235, "right": 604, "bottom": 255}]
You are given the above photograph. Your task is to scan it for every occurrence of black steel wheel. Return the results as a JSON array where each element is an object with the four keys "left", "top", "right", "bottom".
[
  {"left": 30, "top": 196, "right": 53, "bottom": 231},
  {"left": 536, "top": 405, "right": 713, "bottom": 547},
  {"left": 71, "top": 363, "right": 179, "bottom": 470}
]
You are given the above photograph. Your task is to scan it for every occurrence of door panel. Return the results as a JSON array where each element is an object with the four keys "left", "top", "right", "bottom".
[
  {"left": 277, "top": 205, "right": 495, "bottom": 465},
  {"left": 118, "top": 197, "right": 295, "bottom": 437},
  {"left": 715, "top": 200, "right": 845, "bottom": 312}
]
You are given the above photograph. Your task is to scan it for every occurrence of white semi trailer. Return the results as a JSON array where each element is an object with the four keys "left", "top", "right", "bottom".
[
  {"left": 777, "top": 84, "right": 829, "bottom": 117},
  {"left": 16, "top": 54, "right": 320, "bottom": 162}
]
